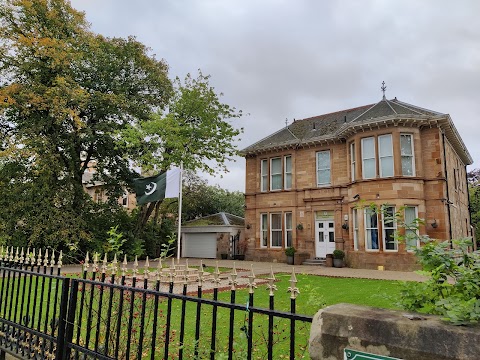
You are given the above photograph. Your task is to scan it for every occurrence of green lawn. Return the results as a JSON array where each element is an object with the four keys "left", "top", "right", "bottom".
[{"left": 0, "top": 271, "right": 406, "bottom": 359}]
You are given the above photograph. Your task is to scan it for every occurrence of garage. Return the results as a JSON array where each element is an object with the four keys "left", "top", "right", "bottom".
[{"left": 182, "top": 233, "right": 217, "bottom": 258}]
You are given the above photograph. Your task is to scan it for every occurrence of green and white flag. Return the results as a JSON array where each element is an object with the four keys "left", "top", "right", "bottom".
[{"left": 133, "top": 168, "right": 181, "bottom": 205}]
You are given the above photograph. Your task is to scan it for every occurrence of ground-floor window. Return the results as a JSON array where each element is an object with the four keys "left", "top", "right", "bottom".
[
  {"left": 260, "top": 213, "right": 268, "bottom": 247},
  {"left": 382, "top": 206, "right": 397, "bottom": 251},
  {"left": 270, "top": 213, "right": 282, "bottom": 247},
  {"left": 285, "top": 212, "right": 292, "bottom": 248},
  {"left": 404, "top": 206, "right": 419, "bottom": 250},
  {"left": 353, "top": 208, "right": 359, "bottom": 251},
  {"left": 365, "top": 208, "right": 379, "bottom": 250}
]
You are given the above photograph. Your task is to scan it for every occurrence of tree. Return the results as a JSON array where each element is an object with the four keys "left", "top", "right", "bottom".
[
  {"left": 468, "top": 169, "right": 480, "bottom": 246},
  {"left": 0, "top": 0, "right": 242, "bottom": 255},
  {"left": 129, "top": 71, "right": 243, "bottom": 228}
]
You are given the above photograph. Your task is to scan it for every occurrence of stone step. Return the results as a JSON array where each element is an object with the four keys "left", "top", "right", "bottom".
[{"left": 302, "top": 258, "right": 326, "bottom": 266}]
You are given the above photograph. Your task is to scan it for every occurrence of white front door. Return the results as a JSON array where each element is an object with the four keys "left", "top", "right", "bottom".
[{"left": 315, "top": 220, "right": 336, "bottom": 258}]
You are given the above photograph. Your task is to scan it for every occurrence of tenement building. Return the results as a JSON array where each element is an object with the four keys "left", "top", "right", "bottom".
[{"left": 241, "top": 93, "right": 473, "bottom": 270}]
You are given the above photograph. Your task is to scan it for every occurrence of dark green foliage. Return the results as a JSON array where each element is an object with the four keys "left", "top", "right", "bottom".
[{"left": 400, "top": 239, "right": 480, "bottom": 325}]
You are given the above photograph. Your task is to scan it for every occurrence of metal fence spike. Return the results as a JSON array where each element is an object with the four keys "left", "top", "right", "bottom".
[
  {"left": 132, "top": 256, "right": 138, "bottom": 277},
  {"left": 20, "top": 247, "right": 25, "bottom": 264},
  {"left": 168, "top": 259, "right": 175, "bottom": 283},
  {"left": 36, "top": 248, "right": 42, "bottom": 266},
  {"left": 31, "top": 248, "right": 36, "bottom": 266},
  {"left": 84, "top": 252, "right": 90, "bottom": 272},
  {"left": 50, "top": 249, "right": 55, "bottom": 267},
  {"left": 121, "top": 255, "right": 128, "bottom": 277},
  {"left": 0, "top": 246, "right": 3, "bottom": 261},
  {"left": 58, "top": 251, "right": 63, "bottom": 269},
  {"left": 287, "top": 267, "right": 300, "bottom": 299},
  {"left": 211, "top": 261, "right": 221, "bottom": 288},
  {"left": 14, "top": 247, "right": 19, "bottom": 263},
  {"left": 144, "top": 256, "right": 150, "bottom": 280},
  {"left": 198, "top": 260, "right": 204, "bottom": 287},
  {"left": 111, "top": 254, "right": 118, "bottom": 276},
  {"left": 266, "top": 266, "right": 277, "bottom": 296},
  {"left": 43, "top": 249, "right": 49, "bottom": 267},
  {"left": 248, "top": 264, "right": 257, "bottom": 294},
  {"left": 229, "top": 262, "right": 238, "bottom": 290},
  {"left": 101, "top": 254, "right": 108, "bottom": 274},
  {"left": 93, "top": 253, "right": 99, "bottom": 272}
]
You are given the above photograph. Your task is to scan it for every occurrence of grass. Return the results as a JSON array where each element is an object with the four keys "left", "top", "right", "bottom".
[{"left": 0, "top": 269, "right": 407, "bottom": 359}]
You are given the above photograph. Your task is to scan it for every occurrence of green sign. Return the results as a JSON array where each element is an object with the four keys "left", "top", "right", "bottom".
[{"left": 344, "top": 349, "right": 402, "bottom": 360}]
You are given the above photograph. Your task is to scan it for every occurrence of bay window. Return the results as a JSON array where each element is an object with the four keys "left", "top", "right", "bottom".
[
  {"left": 365, "top": 208, "right": 379, "bottom": 250},
  {"left": 285, "top": 212, "right": 293, "bottom": 248},
  {"left": 361, "top": 137, "right": 376, "bottom": 179},
  {"left": 270, "top": 158, "right": 282, "bottom": 191},
  {"left": 400, "top": 134, "right": 415, "bottom": 176},
  {"left": 284, "top": 155, "right": 292, "bottom": 189},
  {"left": 261, "top": 159, "right": 268, "bottom": 192},
  {"left": 260, "top": 213, "right": 268, "bottom": 247},
  {"left": 270, "top": 213, "right": 282, "bottom": 247},
  {"left": 378, "top": 134, "right": 393, "bottom": 177},
  {"left": 382, "top": 206, "right": 397, "bottom": 251},
  {"left": 404, "top": 206, "right": 419, "bottom": 250},
  {"left": 350, "top": 142, "right": 356, "bottom": 181}
]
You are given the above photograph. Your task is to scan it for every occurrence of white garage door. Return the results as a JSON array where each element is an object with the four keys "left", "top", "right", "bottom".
[{"left": 183, "top": 233, "right": 217, "bottom": 258}]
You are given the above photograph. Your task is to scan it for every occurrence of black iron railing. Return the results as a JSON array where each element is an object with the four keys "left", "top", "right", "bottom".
[{"left": 0, "top": 247, "right": 313, "bottom": 360}]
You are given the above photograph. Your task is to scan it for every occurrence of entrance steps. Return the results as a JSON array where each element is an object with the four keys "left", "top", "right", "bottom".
[{"left": 302, "top": 257, "right": 326, "bottom": 266}]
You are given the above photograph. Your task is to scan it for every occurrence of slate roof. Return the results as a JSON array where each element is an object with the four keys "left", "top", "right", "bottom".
[
  {"left": 183, "top": 212, "right": 245, "bottom": 227},
  {"left": 240, "top": 97, "right": 473, "bottom": 165}
]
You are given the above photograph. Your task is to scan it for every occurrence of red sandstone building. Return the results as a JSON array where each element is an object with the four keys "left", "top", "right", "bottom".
[{"left": 241, "top": 94, "right": 473, "bottom": 270}]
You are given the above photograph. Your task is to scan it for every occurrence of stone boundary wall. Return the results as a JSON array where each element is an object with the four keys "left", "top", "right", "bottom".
[{"left": 309, "top": 303, "right": 480, "bottom": 360}]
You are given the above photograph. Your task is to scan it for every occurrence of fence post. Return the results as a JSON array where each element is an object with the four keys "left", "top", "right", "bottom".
[
  {"left": 0, "top": 349, "right": 5, "bottom": 360},
  {"left": 55, "top": 277, "right": 71, "bottom": 360}
]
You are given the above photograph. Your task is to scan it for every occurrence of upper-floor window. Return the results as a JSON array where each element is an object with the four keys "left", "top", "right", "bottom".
[
  {"left": 270, "top": 158, "right": 282, "bottom": 191},
  {"left": 400, "top": 134, "right": 415, "bottom": 176},
  {"left": 378, "top": 134, "right": 393, "bottom": 177},
  {"left": 316, "top": 150, "right": 331, "bottom": 186},
  {"left": 285, "top": 212, "right": 293, "bottom": 248},
  {"left": 361, "top": 137, "right": 376, "bottom": 179},
  {"left": 261, "top": 159, "right": 268, "bottom": 192},
  {"left": 350, "top": 142, "right": 356, "bottom": 181},
  {"left": 365, "top": 208, "right": 379, "bottom": 250},
  {"left": 270, "top": 213, "right": 282, "bottom": 247},
  {"left": 284, "top": 155, "right": 292, "bottom": 189},
  {"left": 260, "top": 213, "right": 268, "bottom": 247},
  {"left": 382, "top": 206, "right": 397, "bottom": 251}
]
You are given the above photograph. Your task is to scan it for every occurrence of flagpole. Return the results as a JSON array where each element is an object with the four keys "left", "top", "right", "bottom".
[{"left": 176, "top": 162, "right": 183, "bottom": 262}]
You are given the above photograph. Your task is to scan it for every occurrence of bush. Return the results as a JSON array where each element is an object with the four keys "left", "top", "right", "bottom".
[
  {"left": 285, "top": 247, "right": 296, "bottom": 256},
  {"left": 332, "top": 249, "right": 345, "bottom": 260},
  {"left": 400, "top": 238, "right": 480, "bottom": 325}
]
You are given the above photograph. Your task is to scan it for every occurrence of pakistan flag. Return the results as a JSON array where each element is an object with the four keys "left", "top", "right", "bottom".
[{"left": 133, "top": 168, "right": 181, "bottom": 205}]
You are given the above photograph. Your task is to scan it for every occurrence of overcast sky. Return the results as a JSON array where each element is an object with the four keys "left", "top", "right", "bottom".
[{"left": 71, "top": 0, "right": 480, "bottom": 192}]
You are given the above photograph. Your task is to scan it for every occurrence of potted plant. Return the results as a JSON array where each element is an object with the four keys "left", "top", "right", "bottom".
[
  {"left": 285, "top": 246, "right": 296, "bottom": 265},
  {"left": 332, "top": 249, "right": 345, "bottom": 268}
]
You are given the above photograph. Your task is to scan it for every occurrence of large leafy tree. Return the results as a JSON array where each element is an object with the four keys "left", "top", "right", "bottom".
[
  {"left": 0, "top": 0, "right": 242, "bottom": 253},
  {"left": 468, "top": 169, "right": 480, "bottom": 246}
]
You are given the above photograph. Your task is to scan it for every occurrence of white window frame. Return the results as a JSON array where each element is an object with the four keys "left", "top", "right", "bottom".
[
  {"left": 316, "top": 150, "right": 331, "bottom": 186},
  {"left": 400, "top": 134, "right": 415, "bottom": 176},
  {"left": 404, "top": 206, "right": 419, "bottom": 251},
  {"left": 382, "top": 206, "right": 397, "bottom": 251},
  {"left": 270, "top": 158, "right": 282, "bottom": 191},
  {"left": 260, "top": 213, "right": 268, "bottom": 248},
  {"left": 353, "top": 208, "right": 359, "bottom": 251},
  {"left": 378, "top": 134, "right": 394, "bottom": 178},
  {"left": 364, "top": 208, "right": 379, "bottom": 251},
  {"left": 284, "top": 155, "right": 292, "bottom": 190},
  {"left": 285, "top": 212, "right": 293, "bottom": 248},
  {"left": 361, "top": 137, "right": 376, "bottom": 179},
  {"left": 261, "top": 159, "right": 268, "bottom": 192},
  {"left": 350, "top": 142, "right": 356, "bottom": 181},
  {"left": 270, "top": 213, "right": 282, "bottom": 248},
  {"left": 122, "top": 192, "right": 129, "bottom": 207}
]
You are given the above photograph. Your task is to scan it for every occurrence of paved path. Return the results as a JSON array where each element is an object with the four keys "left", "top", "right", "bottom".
[{"left": 62, "top": 258, "right": 427, "bottom": 282}]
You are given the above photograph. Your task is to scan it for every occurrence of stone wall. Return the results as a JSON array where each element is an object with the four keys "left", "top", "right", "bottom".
[{"left": 309, "top": 303, "right": 480, "bottom": 360}]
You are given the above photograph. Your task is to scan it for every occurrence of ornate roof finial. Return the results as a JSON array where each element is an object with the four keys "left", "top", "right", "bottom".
[
  {"left": 381, "top": 81, "right": 387, "bottom": 100},
  {"left": 285, "top": 118, "right": 288, "bottom": 127}
]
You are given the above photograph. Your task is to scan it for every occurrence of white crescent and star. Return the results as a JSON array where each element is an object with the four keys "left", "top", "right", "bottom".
[{"left": 144, "top": 182, "right": 157, "bottom": 196}]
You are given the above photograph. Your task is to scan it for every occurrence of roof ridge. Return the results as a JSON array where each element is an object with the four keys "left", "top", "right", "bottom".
[
  {"left": 297, "top": 103, "right": 374, "bottom": 122},
  {"left": 392, "top": 99, "right": 445, "bottom": 115},
  {"left": 220, "top": 212, "right": 229, "bottom": 226},
  {"left": 350, "top": 100, "right": 382, "bottom": 122}
]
